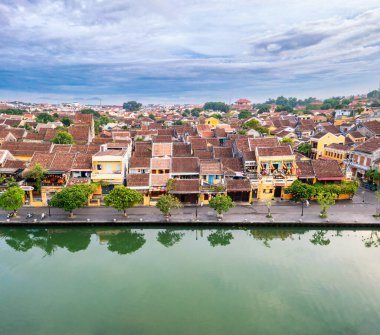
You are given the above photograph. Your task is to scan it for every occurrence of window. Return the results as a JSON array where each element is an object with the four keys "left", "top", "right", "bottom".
[{"left": 96, "top": 164, "right": 102, "bottom": 170}]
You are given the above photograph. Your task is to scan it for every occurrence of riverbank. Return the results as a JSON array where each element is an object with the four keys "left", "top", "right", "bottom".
[{"left": 1, "top": 188, "right": 379, "bottom": 227}]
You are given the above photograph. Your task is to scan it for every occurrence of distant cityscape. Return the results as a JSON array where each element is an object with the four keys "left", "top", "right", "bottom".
[{"left": 0, "top": 89, "right": 379, "bottom": 216}]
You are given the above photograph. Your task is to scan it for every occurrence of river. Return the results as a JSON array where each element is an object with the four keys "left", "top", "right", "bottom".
[{"left": 0, "top": 227, "right": 379, "bottom": 335}]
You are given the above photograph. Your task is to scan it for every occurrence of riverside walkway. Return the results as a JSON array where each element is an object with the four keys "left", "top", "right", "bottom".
[{"left": 1, "top": 188, "right": 379, "bottom": 227}]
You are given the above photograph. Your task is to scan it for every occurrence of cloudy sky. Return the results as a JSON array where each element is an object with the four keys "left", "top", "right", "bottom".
[{"left": 1, "top": 0, "right": 380, "bottom": 104}]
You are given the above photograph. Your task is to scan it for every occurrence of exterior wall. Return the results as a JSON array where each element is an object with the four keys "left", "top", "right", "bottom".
[
  {"left": 312, "top": 134, "right": 345, "bottom": 159},
  {"left": 205, "top": 117, "right": 219, "bottom": 128}
]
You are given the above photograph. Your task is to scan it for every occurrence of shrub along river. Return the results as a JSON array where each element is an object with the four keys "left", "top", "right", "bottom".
[{"left": 0, "top": 227, "right": 379, "bottom": 335}]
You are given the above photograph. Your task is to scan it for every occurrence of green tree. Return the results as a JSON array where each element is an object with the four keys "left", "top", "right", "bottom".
[
  {"left": 191, "top": 108, "right": 202, "bottom": 117},
  {"left": 80, "top": 109, "right": 100, "bottom": 118},
  {"left": 156, "top": 194, "right": 182, "bottom": 217},
  {"left": 0, "top": 186, "right": 25, "bottom": 216},
  {"left": 148, "top": 113, "right": 156, "bottom": 120},
  {"left": 203, "top": 102, "right": 229, "bottom": 113},
  {"left": 256, "top": 104, "right": 270, "bottom": 114},
  {"left": 157, "top": 230, "right": 184, "bottom": 247},
  {"left": 60, "top": 117, "right": 72, "bottom": 127},
  {"left": 281, "top": 138, "right": 294, "bottom": 145},
  {"left": 123, "top": 101, "right": 142, "bottom": 111},
  {"left": 99, "top": 116, "right": 111, "bottom": 125},
  {"left": 22, "top": 163, "right": 47, "bottom": 192},
  {"left": 94, "top": 120, "right": 101, "bottom": 134},
  {"left": 297, "top": 143, "right": 312, "bottom": 157},
  {"left": 174, "top": 120, "right": 183, "bottom": 125},
  {"left": 285, "top": 180, "right": 314, "bottom": 202},
  {"left": 50, "top": 185, "right": 89, "bottom": 217},
  {"left": 238, "top": 110, "right": 251, "bottom": 119},
  {"left": 51, "top": 131, "right": 74, "bottom": 144},
  {"left": 209, "top": 194, "right": 234, "bottom": 217},
  {"left": 367, "top": 90, "right": 380, "bottom": 100},
  {"left": 316, "top": 192, "right": 336, "bottom": 218},
  {"left": 36, "top": 113, "right": 54, "bottom": 123},
  {"left": 104, "top": 185, "right": 143, "bottom": 217},
  {"left": 1, "top": 108, "right": 26, "bottom": 115},
  {"left": 211, "top": 113, "right": 222, "bottom": 120}
]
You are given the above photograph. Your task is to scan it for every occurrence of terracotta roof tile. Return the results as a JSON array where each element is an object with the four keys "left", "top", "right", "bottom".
[
  {"left": 226, "top": 178, "right": 251, "bottom": 192},
  {"left": 169, "top": 179, "right": 199, "bottom": 194},
  {"left": 127, "top": 174, "right": 149, "bottom": 187},
  {"left": 171, "top": 157, "right": 199, "bottom": 173}
]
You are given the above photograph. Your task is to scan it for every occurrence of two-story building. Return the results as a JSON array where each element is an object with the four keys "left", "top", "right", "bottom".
[
  {"left": 349, "top": 137, "right": 380, "bottom": 179},
  {"left": 310, "top": 132, "right": 345, "bottom": 159},
  {"left": 255, "top": 145, "right": 297, "bottom": 200}
]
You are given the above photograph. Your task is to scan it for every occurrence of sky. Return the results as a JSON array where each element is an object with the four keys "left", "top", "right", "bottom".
[{"left": 1, "top": 0, "right": 380, "bottom": 105}]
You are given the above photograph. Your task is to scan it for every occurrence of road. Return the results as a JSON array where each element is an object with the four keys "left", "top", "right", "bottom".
[{"left": 0, "top": 187, "right": 379, "bottom": 225}]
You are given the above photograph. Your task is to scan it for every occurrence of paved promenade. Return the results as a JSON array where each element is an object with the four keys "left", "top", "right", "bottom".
[{"left": 1, "top": 188, "right": 379, "bottom": 227}]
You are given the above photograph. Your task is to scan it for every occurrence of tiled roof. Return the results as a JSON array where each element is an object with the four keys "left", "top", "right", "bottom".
[
  {"left": 93, "top": 149, "right": 127, "bottom": 157},
  {"left": 3, "top": 159, "right": 26, "bottom": 169},
  {"left": 354, "top": 137, "right": 380, "bottom": 154},
  {"left": 226, "top": 178, "right": 251, "bottom": 192},
  {"left": 129, "top": 157, "right": 150, "bottom": 169},
  {"left": 49, "top": 153, "right": 76, "bottom": 171},
  {"left": 171, "top": 157, "right": 199, "bottom": 173},
  {"left": 150, "top": 173, "right": 170, "bottom": 186},
  {"left": 127, "top": 174, "right": 149, "bottom": 187},
  {"left": 68, "top": 124, "right": 90, "bottom": 143},
  {"left": 193, "top": 150, "right": 213, "bottom": 159},
  {"left": 190, "top": 138, "right": 207, "bottom": 150},
  {"left": 74, "top": 113, "right": 93, "bottom": 124},
  {"left": 311, "top": 160, "right": 344, "bottom": 180},
  {"left": 173, "top": 143, "right": 192, "bottom": 157},
  {"left": 256, "top": 145, "right": 293, "bottom": 157},
  {"left": 134, "top": 142, "right": 152, "bottom": 157},
  {"left": 348, "top": 131, "right": 365, "bottom": 138},
  {"left": 213, "top": 147, "right": 233, "bottom": 159},
  {"left": 150, "top": 157, "right": 171, "bottom": 170},
  {"left": 1, "top": 142, "right": 52, "bottom": 157},
  {"left": 221, "top": 158, "right": 244, "bottom": 174},
  {"left": 200, "top": 160, "right": 223, "bottom": 175},
  {"left": 169, "top": 179, "right": 199, "bottom": 194},
  {"left": 325, "top": 143, "right": 350, "bottom": 151},
  {"left": 296, "top": 161, "right": 315, "bottom": 179},
  {"left": 362, "top": 120, "right": 380, "bottom": 135},
  {"left": 152, "top": 142, "right": 172, "bottom": 156},
  {"left": 243, "top": 150, "right": 256, "bottom": 161},
  {"left": 152, "top": 135, "right": 172, "bottom": 143},
  {"left": 248, "top": 137, "right": 279, "bottom": 151},
  {"left": 72, "top": 153, "right": 92, "bottom": 170}
]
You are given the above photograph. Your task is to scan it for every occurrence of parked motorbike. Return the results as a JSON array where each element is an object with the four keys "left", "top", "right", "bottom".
[
  {"left": 7, "top": 212, "right": 15, "bottom": 218},
  {"left": 41, "top": 213, "right": 46, "bottom": 220},
  {"left": 26, "top": 213, "right": 34, "bottom": 219}
]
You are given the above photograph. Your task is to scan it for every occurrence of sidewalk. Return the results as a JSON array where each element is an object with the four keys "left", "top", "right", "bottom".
[{"left": 0, "top": 188, "right": 379, "bottom": 227}]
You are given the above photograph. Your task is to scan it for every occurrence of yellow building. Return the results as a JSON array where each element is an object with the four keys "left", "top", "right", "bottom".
[
  {"left": 321, "top": 143, "right": 350, "bottom": 164},
  {"left": 255, "top": 145, "right": 297, "bottom": 200},
  {"left": 91, "top": 149, "right": 129, "bottom": 190},
  {"left": 310, "top": 132, "right": 345, "bottom": 159},
  {"left": 205, "top": 117, "right": 220, "bottom": 129}
]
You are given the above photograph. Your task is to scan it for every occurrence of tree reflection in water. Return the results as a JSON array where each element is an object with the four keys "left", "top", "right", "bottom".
[
  {"left": 157, "top": 230, "right": 184, "bottom": 248},
  {"left": 207, "top": 230, "right": 234, "bottom": 247},
  {"left": 310, "top": 230, "right": 331, "bottom": 246},
  {"left": 362, "top": 231, "right": 380, "bottom": 248},
  {"left": 0, "top": 228, "right": 92, "bottom": 254},
  {"left": 250, "top": 229, "right": 306, "bottom": 248},
  {"left": 107, "top": 229, "right": 146, "bottom": 255}
]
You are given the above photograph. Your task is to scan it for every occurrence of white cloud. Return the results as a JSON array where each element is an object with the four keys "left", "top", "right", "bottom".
[{"left": 0, "top": 0, "right": 380, "bottom": 102}]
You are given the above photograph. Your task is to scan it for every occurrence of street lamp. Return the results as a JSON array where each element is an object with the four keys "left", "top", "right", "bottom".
[{"left": 47, "top": 199, "right": 51, "bottom": 216}]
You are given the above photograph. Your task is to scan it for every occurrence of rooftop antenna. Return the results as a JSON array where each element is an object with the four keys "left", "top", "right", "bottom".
[{"left": 99, "top": 98, "right": 102, "bottom": 107}]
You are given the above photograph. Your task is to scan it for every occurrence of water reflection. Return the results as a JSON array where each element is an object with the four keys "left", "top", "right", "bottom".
[
  {"left": 207, "top": 230, "right": 234, "bottom": 247},
  {"left": 157, "top": 230, "right": 184, "bottom": 248},
  {"left": 0, "top": 227, "right": 378, "bottom": 255}
]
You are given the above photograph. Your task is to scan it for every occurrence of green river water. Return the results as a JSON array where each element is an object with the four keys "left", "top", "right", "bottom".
[{"left": 0, "top": 227, "right": 379, "bottom": 335}]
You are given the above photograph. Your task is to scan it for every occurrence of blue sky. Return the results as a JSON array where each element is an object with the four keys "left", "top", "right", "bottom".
[{"left": 1, "top": 0, "right": 380, "bottom": 104}]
